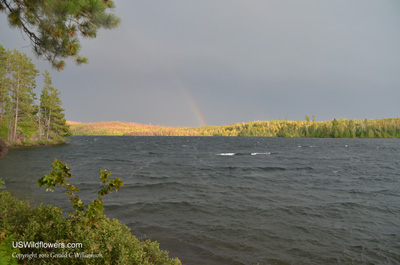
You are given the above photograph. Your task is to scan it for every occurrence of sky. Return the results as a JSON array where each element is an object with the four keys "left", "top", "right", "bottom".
[{"left": 1, "top": 0, "right": 399, "bottom": 127}]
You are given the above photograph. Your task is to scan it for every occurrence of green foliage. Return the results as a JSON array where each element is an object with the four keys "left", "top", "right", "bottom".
[
  {"left": 0, "top": 160, "right": 181, "bottom": 264},
  {"left": 0, "top": 48, "right": 39, "bottom": 142},
  {"left": 0, "top": 178, "right": 5, "bottom": 189},
  {"left": 0, "top": 124, "right": 7, "bottom": 139},
  {"left": 0, "top": 0, "right": 120, "bottom": 70},
  {"left": 40, "top": 71, "right": 72, "bottom": 140},
  {"left": 37, "top": 159, "right": 123, "bottom": 228},
  {"left": 0, "top": 46, "right": 71, "bottom": 145},
  {"left": 70, "top": 118, "right": 400, "bottom": 138},
  {"left": 0, "top": 191, "right": 180, "bottom": 264},
  {"left": 0, "top": 234, "right": 20, "bottom": 265}
]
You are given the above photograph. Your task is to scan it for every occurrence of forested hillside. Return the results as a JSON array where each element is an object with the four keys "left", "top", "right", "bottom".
[
  {"left": 69, "top": 117, "right": 400, "bottom": 138},
  {"left": 0, "top": 45, "right": 71, "bottom": 145}
]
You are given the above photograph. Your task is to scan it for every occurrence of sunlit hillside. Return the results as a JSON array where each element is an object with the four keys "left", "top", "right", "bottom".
[
  {"left": 67, "top": 118, "right": 400, "bottom": 138},
  {"left": 67, "top": 121, "right": 176, "bottom": 136}
]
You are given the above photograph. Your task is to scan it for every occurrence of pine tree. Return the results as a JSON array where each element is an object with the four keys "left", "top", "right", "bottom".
[
  {"left": 0, "top": 0, "right": 120, "bottom": 70},
  {"left": 0, "top": 45, "right": 10, "bottom": 139},
  {"left": 0, "top": 45, "right": 10, "bottom": 125},
  {"left": 40, "top": 71, "right": 71, "bottom": 140},
  {"left": 1, "top": 46, "right": 72, "bottom": 143},
  {"left": 3, "top": 49, "right": 39, "bottom": 142}
]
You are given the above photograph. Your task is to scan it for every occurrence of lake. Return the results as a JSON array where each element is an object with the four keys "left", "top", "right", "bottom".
[{"left": 1, "top": 136, "right": 399, "bottom": 264}]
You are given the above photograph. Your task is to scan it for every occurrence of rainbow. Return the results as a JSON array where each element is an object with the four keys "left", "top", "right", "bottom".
[
  {"left": 158, "top": 59, "right": 207, "bottom": 127},
  {"left": 131, "top": 32, "right": 206, "bottom": 127},
  {"left": 171, "top": 74, "right": 207, "bottom": 127}
]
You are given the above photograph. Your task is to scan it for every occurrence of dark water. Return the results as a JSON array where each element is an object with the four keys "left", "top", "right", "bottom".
[{"left": 1, "top": 136, "right": 400, "bottom": 265}]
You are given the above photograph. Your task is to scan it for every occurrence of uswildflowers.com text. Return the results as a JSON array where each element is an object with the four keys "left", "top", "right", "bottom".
[{"left": 12, "top": 241, "right": 83, "bottom": 249}]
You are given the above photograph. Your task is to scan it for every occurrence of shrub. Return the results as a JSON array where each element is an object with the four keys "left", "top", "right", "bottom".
[{"left": 0, "top": 160, "right": 181, "bottom": 265}]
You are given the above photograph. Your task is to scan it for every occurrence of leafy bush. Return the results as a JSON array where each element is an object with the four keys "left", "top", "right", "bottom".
[
  {"left": 0, "top": 178, "right": 5, "bottom": 190},
  {"left": 0, "top": 160, "right": 181, "bottom": 264}
]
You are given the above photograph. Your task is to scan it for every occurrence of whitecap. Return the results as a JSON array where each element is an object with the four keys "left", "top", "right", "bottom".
[
  {"left": 251, "top": 152, "right": 271, "bottom": 155},
  {"left": 218, "top": 153, "right": 236, "bottom": 156}
]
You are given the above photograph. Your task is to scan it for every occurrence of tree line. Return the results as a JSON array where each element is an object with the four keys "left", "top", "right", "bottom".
[
  {"left": 70, "top": 117, "right": 400, "bottom": 138},
  {"left": 221, "top": 118, "right": 400, "bottom": 138},
  {"left": 0, "top": 45, "right": 71, "bottom": 144}
]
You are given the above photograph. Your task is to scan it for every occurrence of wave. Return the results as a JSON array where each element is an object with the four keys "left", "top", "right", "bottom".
[
  {"left": 123, "top": 181, "right": 187, "bottom": 190},
  {"left": 223, "top": 166, "right": 313, "bottom": 172},
  {"left": 128, "top": 223, "right": 248, "bottom": 265},
  {"left": 99, "top": 158, "right": 132, "bottom": 163},
  {"left": 253, "top": 166, "right": 286, "bottom": 171},
  {"left": 218, "top": 152, "right": 271, "bottom": 156},
  {"left": 111, "top": 201, "right": 215, "bottom": 216},
  {"left": 255, "top": 166, "right": 312, "bottom": 171}
]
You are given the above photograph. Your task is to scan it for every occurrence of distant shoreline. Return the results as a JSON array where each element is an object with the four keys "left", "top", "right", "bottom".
[{"left": 67, "top": 118, "right": 400, "bottom": 138}]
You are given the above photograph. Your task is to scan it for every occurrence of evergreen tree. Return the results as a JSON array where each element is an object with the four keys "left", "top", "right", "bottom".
[
  {"left": 1, "top": 47, "right": 71, "bottom": 143},
  {"left": 40, "top": 71, "right": 71, "bottom": 140},
  {"left": 0, "top": 0, "right": 120, "bottom": 70},
  {"left": 0, "top": 45, "right": 9, "bottom": 139},
  {"left": 2, "top": 49, "right": 38, "bottom": 142},
  {"left": 0, "top": 45, "right": 10, "bottom": 125}
]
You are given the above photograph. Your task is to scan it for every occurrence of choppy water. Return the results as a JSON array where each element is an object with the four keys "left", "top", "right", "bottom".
[{"left": 1, "top": 136, "right": 400, "bottom": 264}]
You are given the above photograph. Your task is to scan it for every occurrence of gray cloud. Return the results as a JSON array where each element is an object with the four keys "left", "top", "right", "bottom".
[{"left": 1, "top": 0, "right": 399, "bottom": 126}]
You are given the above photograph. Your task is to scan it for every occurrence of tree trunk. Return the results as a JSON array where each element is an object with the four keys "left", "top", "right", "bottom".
[
  {"left": 13, "top": 96, "right": 18, "bottom": 141},
  {"left": 46, "top": 109, "right": 51, "bottom": 140},
  {"left": 12, "top": 74, "right": 20, "bottom": 142},
  {"left": 38, "top": 103, "right": 41, "bottom": 140}
]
